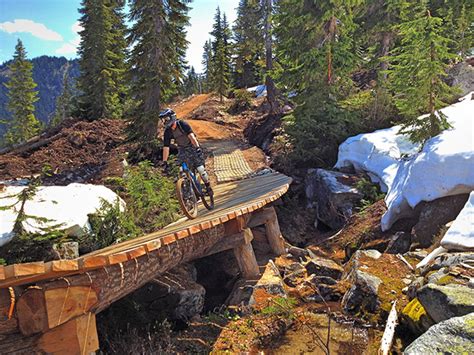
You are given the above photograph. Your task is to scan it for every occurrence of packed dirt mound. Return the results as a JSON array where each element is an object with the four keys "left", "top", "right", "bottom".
[
  {"left": 0, "top": 119, "right": 127, "bottom": 184},
  {"left": 172, "top": 94, "right": 212, "bottom": 118}
]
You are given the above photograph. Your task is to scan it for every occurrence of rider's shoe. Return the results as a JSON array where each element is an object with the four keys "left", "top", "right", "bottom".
[{"left": 205, "top": 182, "right": 213, "bottom": 196}]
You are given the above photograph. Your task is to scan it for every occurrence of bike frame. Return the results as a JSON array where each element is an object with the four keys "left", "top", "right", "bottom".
[{"left": 181, "top": 162, "right": 203, "bottom": 195}]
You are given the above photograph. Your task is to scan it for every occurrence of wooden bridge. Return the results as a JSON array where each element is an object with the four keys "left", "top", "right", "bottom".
[{"left": 0, "top": 172, "right": 291, "bottom": 354}]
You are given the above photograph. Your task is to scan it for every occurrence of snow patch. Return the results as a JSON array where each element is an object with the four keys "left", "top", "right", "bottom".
[
  {"left": 335, "top": 92, "right": 474, "bottom": 233},
  {"left": 0, "top": 183, "right": 125, "bottom": 247},
  {"left": 247, "top": 84, "right": 267, "bottom": 98},
  {"left": 440, "top": 191, "right": 474, "bottom": 251}
]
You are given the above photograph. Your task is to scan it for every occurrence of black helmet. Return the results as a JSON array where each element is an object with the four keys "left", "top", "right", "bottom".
[{"left": 159, "top": 108, "right": 177, "bottom": 129}]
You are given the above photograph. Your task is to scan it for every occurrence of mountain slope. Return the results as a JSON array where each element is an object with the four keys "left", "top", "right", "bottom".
[{"left": 0, "top": 56, "right": 80, "bottom": 134}]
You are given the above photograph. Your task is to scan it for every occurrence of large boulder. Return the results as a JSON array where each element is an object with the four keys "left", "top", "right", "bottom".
[
  {"left": 250, "top": 261, "right": 287, "bottom": 307},
  {"left": 404, "top": 312, "right": 474, "bottom": 354},
  {"left": 412, "top": 194, "right": 469, "bottom": 248},
  {"left": 342, "top": 270, "right": 382, "bottom": 314},
  {"left": 305, "top": 169, "right": 363, "bottom": 230},
  {"left": 447, "top": 61, "right": 474, "bottom": 96},
  {"left": 417, "top": 283, "right": 474, "bottom": 323}
]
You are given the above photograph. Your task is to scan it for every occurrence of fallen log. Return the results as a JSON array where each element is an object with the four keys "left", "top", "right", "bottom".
[{"left": 379, "top": 300, "right": 398, "bottom": 355}]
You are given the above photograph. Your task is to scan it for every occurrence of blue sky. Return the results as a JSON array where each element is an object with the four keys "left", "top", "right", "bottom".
[{"left": 0, "top": 0, "right": 238, "bottom": 72}]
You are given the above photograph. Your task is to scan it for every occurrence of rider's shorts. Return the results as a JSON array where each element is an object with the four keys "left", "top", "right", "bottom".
[{"left": 178, "top": 146, "right": 205, "bottom": 170}]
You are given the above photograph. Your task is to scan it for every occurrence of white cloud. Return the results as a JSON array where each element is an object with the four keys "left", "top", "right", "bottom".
[
  {"left": 55, "top": 21, "right": 82, "bottom": 56},
  {"left": 0, "top": 19, "right": 63, "bottom": 41}
]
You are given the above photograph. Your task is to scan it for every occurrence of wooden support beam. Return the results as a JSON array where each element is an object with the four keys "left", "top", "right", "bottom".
[
  {"left": 233, "top": 228, "right": 260, "bottom": 279},
  {"left": 37, "top": 312, "right": 99, "bottom": 355},
  {"left": 202, "top": 228, "right": 254, "bottom": 258},
  {"left": 248, "top": 207, "right": 286, "bottom": 255},
  {"left": 264, "top": 208, "right": 286, "bottom": 256}
]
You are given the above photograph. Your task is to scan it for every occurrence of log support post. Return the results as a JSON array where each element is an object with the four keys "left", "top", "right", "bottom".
[
  {"left": 248, "top": 207, "right": 286, "bottom": 255},
  {"left": 233, "top": 228, "right": 260, "bottom": 279}
]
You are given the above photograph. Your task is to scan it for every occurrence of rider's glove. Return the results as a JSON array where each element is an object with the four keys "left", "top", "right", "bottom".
[{"left": 196, "top": 147, "right": 203, "bottom": 159}]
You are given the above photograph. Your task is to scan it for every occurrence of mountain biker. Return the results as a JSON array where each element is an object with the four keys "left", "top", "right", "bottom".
[{"left": 159, "top": 108, "right": 213, "bottom": 195}]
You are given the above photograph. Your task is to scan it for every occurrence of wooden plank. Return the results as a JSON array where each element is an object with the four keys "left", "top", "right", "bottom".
[
  {"left": 80, "top": 256, "right": 107, "bottom": 270},
  {"left": 107, "top": 253, "right": 129, "bottom": 265},
  {"left": 175, "top": 229, "right": 189, "bottom": 239},
  {"left": 0, "top": 266, "right": 5, "bottom": 280},
  {"left": 126, "top": 246, "right": 147, "bottom": 260},
  {"left": 16, "top": 287, "right": 47, "bottom": 336},
  {"left": 145, "top": 240, "right": 161, "bottom": 252},
  {"left": 161, "top": 234, "right": 176, "bottom": 245},
  {"left": 48, "top": 260, "right": 79, "bottom": 273},
  {"left": 4, "top": 262, "right": 45, "bottom": 278},
  {"left": 188, "top": 225, "right": 201, "bottom": 235},
  {"left": 199, "top": 221, "right": 212, "bottom": 230}
]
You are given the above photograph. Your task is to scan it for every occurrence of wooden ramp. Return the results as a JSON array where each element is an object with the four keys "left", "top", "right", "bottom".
[{"left": 0, "top": 172, "right": 291, "bottom": 353}]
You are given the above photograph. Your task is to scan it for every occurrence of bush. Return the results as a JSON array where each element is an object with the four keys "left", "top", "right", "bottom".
[
  {"left": 228, "top": 89, "right": 253, "bottom": 114},
  {"left": 355, "top": 176, "right": 385, "bottom": 209}
]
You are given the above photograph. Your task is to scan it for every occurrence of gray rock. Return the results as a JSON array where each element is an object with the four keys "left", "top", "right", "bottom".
[
  {"left": 52, "top": 241, "right": 79, "bottom": 259},
  {"left": 250, "top": 262, "right": 287, "bottom": 305},
  {"left": 407, "top": 277, "right": 425, "bottom": 300},
  {"left": 342, "top": 270, "right": 382, "bottom": 314},
  {"left": 305, "top": 274, "right": 342, "bottom": 301},
  {"left": 426, "top": 267, "right": 449, "bottom": 284},
  {"left": 288, "top": 246, "right": 309, "bottom": 259},
  {"left": 404, "top": 250, "right": 428, "bottom": 261},
  {"left": 418, "top": 284, "right": 474, "bottom": 323},
  {"left": 412, "top": 194, "right": 469, "bottom": 248},
  {"left": 305, "top": 256, "right": 344, "bottom": 280},
  {"left": 357, "top": 249, "right": 382, "bottom": 260},
  {"left": 305, "top": 169, "right": 363, "bottom": 230},
  {"left": 283, "top": 269, "right": 306, "bottom": 288},
  {"left": 385, "top": 232, "right": 411, "bottom": 254},
  {"left": 447, "top": 61, "right": 474, "bottom": 96},
  {"left": 404, "top": 312, "right": 474, "bottom": 354}
]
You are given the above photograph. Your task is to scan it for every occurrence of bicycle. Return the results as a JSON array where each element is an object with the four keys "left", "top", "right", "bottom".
[{"left": 176, "top": 162, "right": 214, "bottom": 219}]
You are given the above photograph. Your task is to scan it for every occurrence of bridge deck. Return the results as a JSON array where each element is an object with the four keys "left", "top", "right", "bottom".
[{"left": 0, "top": 172, "right": 291, "bottom": 288}]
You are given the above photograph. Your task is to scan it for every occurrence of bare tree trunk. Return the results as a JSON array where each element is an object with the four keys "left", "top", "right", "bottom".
[
  {"left": 379, "top": 31, "right": 392, "bottom": 80},
  {"left": 264, "top": 0, "right": 278, "bottom": 114}
]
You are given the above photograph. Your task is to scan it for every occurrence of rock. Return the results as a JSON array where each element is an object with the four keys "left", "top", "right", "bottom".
[
  {"left": 287, "top": 246, "right": 309, "bottom": 259},
  {"left": 305, "top": 169, "right": 363, "bottom": 230},
  {"left": 131, "top": 264, "right": 205, "bottom": 322},
  {"left": 250, "top": 262, "right": 287, "bottom": 306},
  {"left": 52, "top": 241, "right": 79, "bottom": 259},
  {"left": 417, "top": 284, "right": 474, "bottom": 323},
  {"left": 404, "top": 312, "right": 474, "bottom": 354},
  {"left": 412, "top": 194, "right": 469, "bottom": 248},
  {"left": 357, "top": 249, "right": 382, "bottom": 260},
  {"left": 426, "top": 267, "right": 449, "bottom": 284},
  {"left": 304, "top": 256, "right": 344, "bottom": 280},
  {"left": 305, "top": 274, "right": 343, "bottom": 301},
  {"left": 385, "top": 232, "right": 411, "bottom": 254},
  {"left": 342, "top": 270, "right": 382, "bottom": 314},
  {"left": 404, "top": 250, "right": 428, "bottom": 261},
  {"left": 468, "top": 279, "right": 474, "bottom": 289},
  {"left": 407, "top": 277, "right": 425, "bottom": 300},
  {"left": 401, "top": 298, "right": 435, "bottom": 335},
  {"left": 225, "top": 279, "right": 255, "bottom": 306},
  {"left": 447, "top": 60, "right": 474, "bottom": 96},
  {"left": 283, "top": 269, "right": 306, "bottom": 288}
]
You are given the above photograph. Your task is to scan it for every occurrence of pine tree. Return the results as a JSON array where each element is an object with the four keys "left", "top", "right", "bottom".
[
  {"left": 202, "top": 39, "right": 213, "bottom": 93},
  {"left": 182, "top": 67, "right": 200, "bottom": 97},
  {"left": 233, "top": 0, "right": 265, "bottom": 88},
  {"left": 128, "top": 0, "right": 190, "bottom": 146},
  {"left": 210, "top": 8, "right": 232, "bottom": 102},
  {"left": 51, "top": 64, "right": 74, "bottom": 127},
  {"left": 3, "top": 39, "right": 40, "bottom": 146},
  {"left": 77, "top": 0, "right": 128, "bottom": 120},
  {"left": 387, "top": 5, "right": 459, "bottom": 143}
]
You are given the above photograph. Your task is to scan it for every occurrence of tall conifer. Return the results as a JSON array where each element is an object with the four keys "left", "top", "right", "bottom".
[
  {"left": 3, "top": 39, "right": 40, "bottom": 145},
  {"left": 387, "top": 4, "right": 458, "bottom": 143},
  {"left": 210, "top": 8, "right": 232, "bottom": 102},
  {"left": 201, "top": 39, "right": 213, "bottom": 93},
  {"left": 128, "top": 0, "right": 190, "bottom": 146},
  {"left": 77, "top": 0, "right": 128, "bottom": 120}
]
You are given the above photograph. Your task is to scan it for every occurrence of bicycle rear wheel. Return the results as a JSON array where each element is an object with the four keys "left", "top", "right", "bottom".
[{"left": 176, "top": 177, "right": 198, "bottom": 219}]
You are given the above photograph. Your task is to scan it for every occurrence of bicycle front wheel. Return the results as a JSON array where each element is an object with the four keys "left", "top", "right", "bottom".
[{"left": 176, "top": 177, "right": 198, "bottom": 219}]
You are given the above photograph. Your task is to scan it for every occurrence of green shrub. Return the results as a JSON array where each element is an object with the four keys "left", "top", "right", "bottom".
[
  {"left": 228, "top": 89, "right": 253, "bottom": 114},
  {"left": 355, "top": 176, "right": 385, "bottom": 209}
]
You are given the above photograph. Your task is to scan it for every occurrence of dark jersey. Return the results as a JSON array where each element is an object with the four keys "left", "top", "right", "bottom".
[{"left": 163, "top": 120, "right": 193, "bottom": 148}]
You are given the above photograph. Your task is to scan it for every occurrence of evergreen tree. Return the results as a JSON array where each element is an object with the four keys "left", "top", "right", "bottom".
[
  {"left": 210, "top": 8, "right": 232, "bottom": 102},
  {"left": 387, "top": 4, "right": 458, "bottom": 143},
  {"left": 182, "top": 66, "right": 200, "bottom": 97},
  {"left": 201, "top": 39, "right": 213, "bottom": 92},
  {"left": 233, "top": 0, "right": 265, "bottom": 88},
  {"left": 51, "top": 64, "right": 74, "bottom": 127},
  {"left": 128, "top": 0, "right": 190, "bottom": 146},
  {"left": 3, "top": 39, "right": 40, "bottom": 145},
  {"left": 77, "top": 0, "right": 128, "bottom": 120}
]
